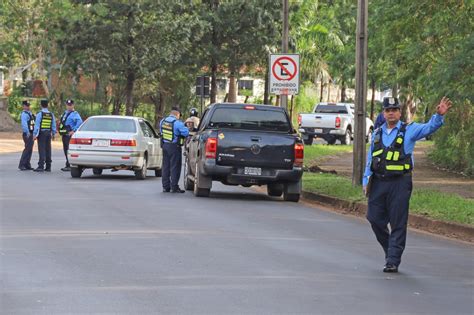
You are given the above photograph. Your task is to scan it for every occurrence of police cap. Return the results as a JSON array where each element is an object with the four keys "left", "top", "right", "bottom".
[
  {"left": 40, "top": 99, "right": 49, "bottom": 107},
  {"left": 66, "top": 99, "right": 74, "bottom": 105},
  {"left": 22, "top": 100, "right": 30, "bottom": 107},
  {"left": 383, "top": 97, "right": 400, "bottom": 109}
]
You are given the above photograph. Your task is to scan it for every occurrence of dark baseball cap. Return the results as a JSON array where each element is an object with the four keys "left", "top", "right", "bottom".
[
  {"left": 383, "top": 97, "right": 400, "bottom": 109},
  {"left": 22, "top": 100, "right": 30, "bottom": 106},
  {"left": 40, "top": 99, "right": 49, "bottom": 107}
]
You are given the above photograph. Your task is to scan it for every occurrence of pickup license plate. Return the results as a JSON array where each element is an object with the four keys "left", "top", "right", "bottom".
[
  {"left": 93, "top": 139, "right": 110, "bottom": 147},
  {"left": 314, "top": 128, "right": 323, "bottom": 133},
  {"left": 244, "top": 167, "right": 261, "bottom": 176}
]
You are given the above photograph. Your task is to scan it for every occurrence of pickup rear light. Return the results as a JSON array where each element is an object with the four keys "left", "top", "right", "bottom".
[
  {"left": 70, "top": 138, "right": 92, "bottom": 145},
  {"left": 294, "top": 143, "right": 304, "bottom": 167},
  {"left": 335, "top": 116, "right": 341, "bottom": 128},
  {"left": 244, "top": 105, "right": 255, "bottom": 110},
  {"left": 205, "top": 137, "right": 218, "bottom": 159},
  {"left": 111, "top": 139, "right": 136, "bottom": 146},
  {"left": 298, "top": 114, "right": 302, "bottom": 126}
]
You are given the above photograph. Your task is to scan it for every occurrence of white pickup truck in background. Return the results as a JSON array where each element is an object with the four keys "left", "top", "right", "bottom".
[{"left": 297, "top": 103, "right": 374, "bottom": 145}]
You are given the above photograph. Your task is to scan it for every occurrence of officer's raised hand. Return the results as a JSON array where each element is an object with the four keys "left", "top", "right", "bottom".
[{"left": 436, "top": 96, "right": 453, "bottom": 115}]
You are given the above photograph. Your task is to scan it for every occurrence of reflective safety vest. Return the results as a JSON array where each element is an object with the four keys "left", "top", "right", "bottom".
[
  {"left": 161, "top": 118, "right": 184, "bottom": 145},
  {"left": 371, "top": 123, "right": 412, "bottom": 177},
  {"left": 59, "top": 111, "right": 74, "bottom": 135},
  {"left": 24, "top": 111, "right": 35, "bottom": 133},
  {"left": 40, "top": 112, "right": 53, "bottom": 130}
]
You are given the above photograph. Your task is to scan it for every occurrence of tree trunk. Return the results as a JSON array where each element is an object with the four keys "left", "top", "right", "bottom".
[
  {"left": 263, "top": 60, "right": 269, "bottom": 104},
  {"left": 228, "top": 73, "right": 237, "bottom": 102},
  {"left": 275, "top": 95, "right": 280, "bottom": 106},
  {"left": 341, "top": 80, "right": 346, "bottom": 102},
  {"left": 320, "top": 79, "right": 324, "bottom": 102},
  {"left": 370, "top": 78, "right": 375, "bottom": 120},
  {"left": 327, "top": 80, "right": 331, "bottom": 102},
  {"left": 125, "top": 71, "right": 135, "bottom": 116},
  {"left": 112, "top": 97, "right": 122, "bottom": 115},
  {"left": 289, "top": 95, "right": 294, "bottom": 121},
  {"left": 210, "top": 61, "right": 217, "bottom": 104}
]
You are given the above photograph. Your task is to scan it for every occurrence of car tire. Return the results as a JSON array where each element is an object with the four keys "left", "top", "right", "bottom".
[
  {"left": 92, "top": 168, "right": 102, "bottom": 176},
  {"left": 194, "top": 163, "right": 210, "bottom": 197},
  {"left": 326, "top": 137, "right": 337, "bottom": 145},
  {"left": 155, "top": 168, "right": 162, "bottom": 177},
  {"left": 303, "top": 137, "right": 313, "bottom": 145},
  {"left": 341, "top": 129, "right": 352, "bottom": 145},
  {"left": 71, "top": 166, "right": 82, "bottom": 178},
  {"left": 183, "top": 158, "right": 194, "bottom": 191},
  {"left": 267, "top": 183, "right": 283, "bottom": 197},
  {"left": 134, "top": 155, "right": 147, "bottom": 180},
  {"left": 283, "top": 181, "right": 301, "bottom": 202},
  {"left": 283, "top": 191, "right": 300, "bottom": 202}
]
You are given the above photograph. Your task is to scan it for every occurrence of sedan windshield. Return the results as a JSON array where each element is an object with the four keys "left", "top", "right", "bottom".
[{"left": 80, "top": 118, "right": 137, "bottom": 133}]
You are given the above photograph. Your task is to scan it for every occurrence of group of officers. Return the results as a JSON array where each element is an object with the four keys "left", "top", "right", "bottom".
[
  {"left": 18, "top": 96, "right": 453, "bottom": 273},
  {"left": 18, "top": 98, "right": 82, "bottom": 172}
]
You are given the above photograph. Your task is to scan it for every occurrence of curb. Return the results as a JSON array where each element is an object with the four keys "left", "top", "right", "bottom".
[{"left": 301, "top": 191, "right": 474, "bottom": 243}]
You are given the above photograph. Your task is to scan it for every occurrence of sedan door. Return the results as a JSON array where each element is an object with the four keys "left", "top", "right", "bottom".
[
  {"left": 145, "top": 120, "right": 162, "bottom": 168},
  {"left": 138, "top": 120, "right": 158, "bottom": 167}
]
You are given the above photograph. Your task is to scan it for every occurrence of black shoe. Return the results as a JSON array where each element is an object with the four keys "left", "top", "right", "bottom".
[
  {"left": 171, "top": 188, "right": 185, "bottom": 193},
  {"left": 34, "top": 168, "right": 44, "bottom": 172},
  {"left": 26, "top": 166, "right": 34, "bottom": 170},
  {"left": 19, "top": 166, "right": 28, "bottom": 171},
  {"left": 383, "top": 264, "right": 398, "bottom": 273},
  {"left": 45, "top": 168, "right": 51, "bottom": 172},
  {"left": 61, "top": 167, "right": 71, "bottom": 171},
  {"left": 163, "top": 189, "right": 170, "bottom": 193}
]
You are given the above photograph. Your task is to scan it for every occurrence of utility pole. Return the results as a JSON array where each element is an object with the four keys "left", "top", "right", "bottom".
[
  {"left": 280, "top": 0, "right": 289, "bottom": 110},
  {"left": 352, "top": 0, "right": 368, "bottom": 186}
]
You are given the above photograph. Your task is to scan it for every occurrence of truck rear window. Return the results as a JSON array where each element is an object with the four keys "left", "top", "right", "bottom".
[
  {"left": 315, "top": 105, "right": 348, "bottom": 114},
  {"left": 208, "top": 108, "right": 291, "bottom": 132},
  {"left": 80, "top": 118, "right": 137, "bottom": 133}
]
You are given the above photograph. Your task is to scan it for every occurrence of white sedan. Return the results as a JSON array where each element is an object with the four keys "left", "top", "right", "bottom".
[{"left": 68, "top": 115, "right": 163, "bottom": 179}]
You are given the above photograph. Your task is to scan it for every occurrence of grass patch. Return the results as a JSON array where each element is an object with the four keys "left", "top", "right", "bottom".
[
  {"left": 304, "top": 144, "right": 353, "bottom": 165},
  {"left": 302, "top": 172, "right": 474, "bottom": 225}
]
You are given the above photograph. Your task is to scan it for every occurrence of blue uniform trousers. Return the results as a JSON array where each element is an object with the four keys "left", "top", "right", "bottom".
[
  {"left": 161, "top": 142, "right": 182, "bottom": 190},
  {"left": 367, "top": 174, "right": 413, "bottom": 267},
  {"left": 37, "top": 130, "right": 52, "bottom": 170},
  {"left": 19, "top": 133, "right": 34, "bottom": 168},
  {"left": 62, "top": 135, "right": 71, "bottom": 167}
]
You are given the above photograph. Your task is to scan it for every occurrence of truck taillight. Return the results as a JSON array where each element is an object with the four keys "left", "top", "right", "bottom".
[
  {"left": 298, "top": 114, "right": 302, "bottom": 126},
  {"left": 335, "top": 116, "right": 341, "bottom": 128},
  {"left": 111, "top": 139, "right": 136, "bottom": 146},
  {"left": 205, "top": 137, "right": 218, "bottom": 159},
  {"left": 294, "top": 143, "right": 304, "bottom": 167},
  {"left": 70, "top": 138, "right": 92, "bottom": 145}
]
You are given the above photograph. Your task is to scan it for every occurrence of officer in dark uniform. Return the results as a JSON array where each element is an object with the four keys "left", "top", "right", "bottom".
[
  {"left": 363, "top": 96, "right": 452, "bottom": 273},
  {"left": 33, "top": 99, "right": 57, "bottom": 172},
  {"left": 160, "top": 106, "right": 189, "bottom": 193},
  {"left": 18, "top": 100, "right": 35, "bottom": 170},
  {"left": 59, "top": 99, "right": 83, "bottom": 171}
]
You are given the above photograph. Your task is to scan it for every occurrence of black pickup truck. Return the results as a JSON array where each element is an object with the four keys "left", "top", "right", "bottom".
[{"left": 184, "top": 103, "right": 304, "bottom": 202}]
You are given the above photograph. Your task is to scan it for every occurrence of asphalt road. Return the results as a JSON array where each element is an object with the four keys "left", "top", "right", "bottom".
[{"left": 1, "top": 150, "right": 473, "bottom": 315}]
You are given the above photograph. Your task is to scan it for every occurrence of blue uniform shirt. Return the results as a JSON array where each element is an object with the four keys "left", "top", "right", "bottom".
[
  {"left": 363, "top": 114, "right": 444, "bottom": 186},
  {"left": 33, "top": 109, "right": 57, "bottom": 137},
  {"left": 20, "top": 110, "right": 34, "bottom": 134},
  {"left": 374, "top": 112, "right": 386, "bottom": 129},
  {"left": 160, "top": 114, "right": 189, "bottom": 143},
  {"left": 61, "top": 110, "right": 83, "bottom": 132}
]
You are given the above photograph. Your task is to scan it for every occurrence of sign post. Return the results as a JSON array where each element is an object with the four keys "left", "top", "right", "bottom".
[
  {"left": 269, "top": 54, "right": 300, "bottom": 97},
  {"left": 196, "top": 76, "right": 210, "bottom": 114}
]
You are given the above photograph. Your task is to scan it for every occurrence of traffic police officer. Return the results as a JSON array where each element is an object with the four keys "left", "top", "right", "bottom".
[
  {"left": 160, "top": 106, "right": 189, "bottom": 193},
  {"left": 363, "top": 96, "right": 452, "bottom": 273},
  {"left": 18, "top": 100, "right": 35, "bottom": 170},
  {"left": 59, "top": 99, "right": 83, "bottom": 171},
  {"left": 33, "top": 99, "right": 57, "bottom": 172}
]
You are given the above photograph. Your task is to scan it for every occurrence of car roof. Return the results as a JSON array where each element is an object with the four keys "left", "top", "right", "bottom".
[{"left": 317, "top": 102, "right": 354, "bottom": 106}]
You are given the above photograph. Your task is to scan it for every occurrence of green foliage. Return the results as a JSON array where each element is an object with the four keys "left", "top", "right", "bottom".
[
  {"left": 304, "top": 144, "right": 353, "bottom": 166},
  {"left": 303, "top": 173, "right": 365, "bottom": 202}
]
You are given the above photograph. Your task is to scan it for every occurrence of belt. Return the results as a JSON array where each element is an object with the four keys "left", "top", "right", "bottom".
[{"left": 373, "top": 172, "right": 412, "bottom": 181}]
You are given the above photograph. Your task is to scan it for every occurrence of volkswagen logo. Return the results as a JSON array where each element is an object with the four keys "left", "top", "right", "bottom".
[{"left": 250, "top": 144, "right": 261, "bottom": 155}]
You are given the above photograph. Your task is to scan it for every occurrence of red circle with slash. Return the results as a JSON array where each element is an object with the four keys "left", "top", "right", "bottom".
[{"left": 272, "top": 57, "right": 297, "bottom": 81}]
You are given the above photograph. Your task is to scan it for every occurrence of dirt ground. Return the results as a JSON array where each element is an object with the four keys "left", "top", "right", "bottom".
[
  {"left": 315, "top": 144, "right": 474, "bottom": 199},
  {"left": 0, "top": 132, "right": 63, "bottom": 154}
]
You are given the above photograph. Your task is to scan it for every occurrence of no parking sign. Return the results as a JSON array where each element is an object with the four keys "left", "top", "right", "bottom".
[{"left": 269, "top": 54, "right": 300, "bottom": 95}]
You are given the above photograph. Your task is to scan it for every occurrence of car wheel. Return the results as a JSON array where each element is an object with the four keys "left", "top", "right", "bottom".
[
  {"left": 134, "top": 155, "right": 147, "bottom": 180},
  {"left": 92, "top": 168, "right": 102, "bottom": 176},
  {"left": 283, "top": 181, "right": 301, "bottom": 202},
  {"left": 193, "top": 163, "right": 210, "bottom": 197},
  {"left": 341, "top": 129, "right": 352, "bottom": 145},
  {"left": 183, "top": 157, "right": 194, "bottom": 191},
  {"left": 71, "top": 166, "right": 83, "bottom": 178},
  {"left": 303, "top": 137, "right": 313, "bottom": 145},
  {"left": 267, "top": 183, "right": 283, "bottom": 197},
  {"left": 326, "top": 137, "right": 337, "bottom": 145},
  {"left": 155, "top": 168, "right": 162, "bottom": 177}
]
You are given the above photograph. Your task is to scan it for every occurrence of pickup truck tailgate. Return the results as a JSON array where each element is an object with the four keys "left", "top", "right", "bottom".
[
  {"left": 301, "top": 113, "right": 336, "bottom": 129},
  {"left": 216, "top": 130, "right": 295, "bottom": 169}
]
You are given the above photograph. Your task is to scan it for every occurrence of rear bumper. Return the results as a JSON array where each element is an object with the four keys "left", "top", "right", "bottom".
[
  {"left": 201, "top": 159, "right": 303, "bottom": 184},
  {"left": 68, "top": 149, "right": 144, "bottom": 168},
  {"left": 299, "top": 127, "right": 344, "bottom": 137}
]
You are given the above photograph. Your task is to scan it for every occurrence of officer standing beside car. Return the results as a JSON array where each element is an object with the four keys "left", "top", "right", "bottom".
[
  {"left": 18, "top": 100, "right": 35, "bottom": 171},
  {"left": 59, "top": 99, "right": 83, "bottom": 171},
  {"left": 160, "top": 106, "right": 189, "bottom": 193},
  {"left": 33, "top": 99, "right": 57, "bottom": 172},
  {"left": 363, "top": 96, "right": 452, "bottom": 273}
]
